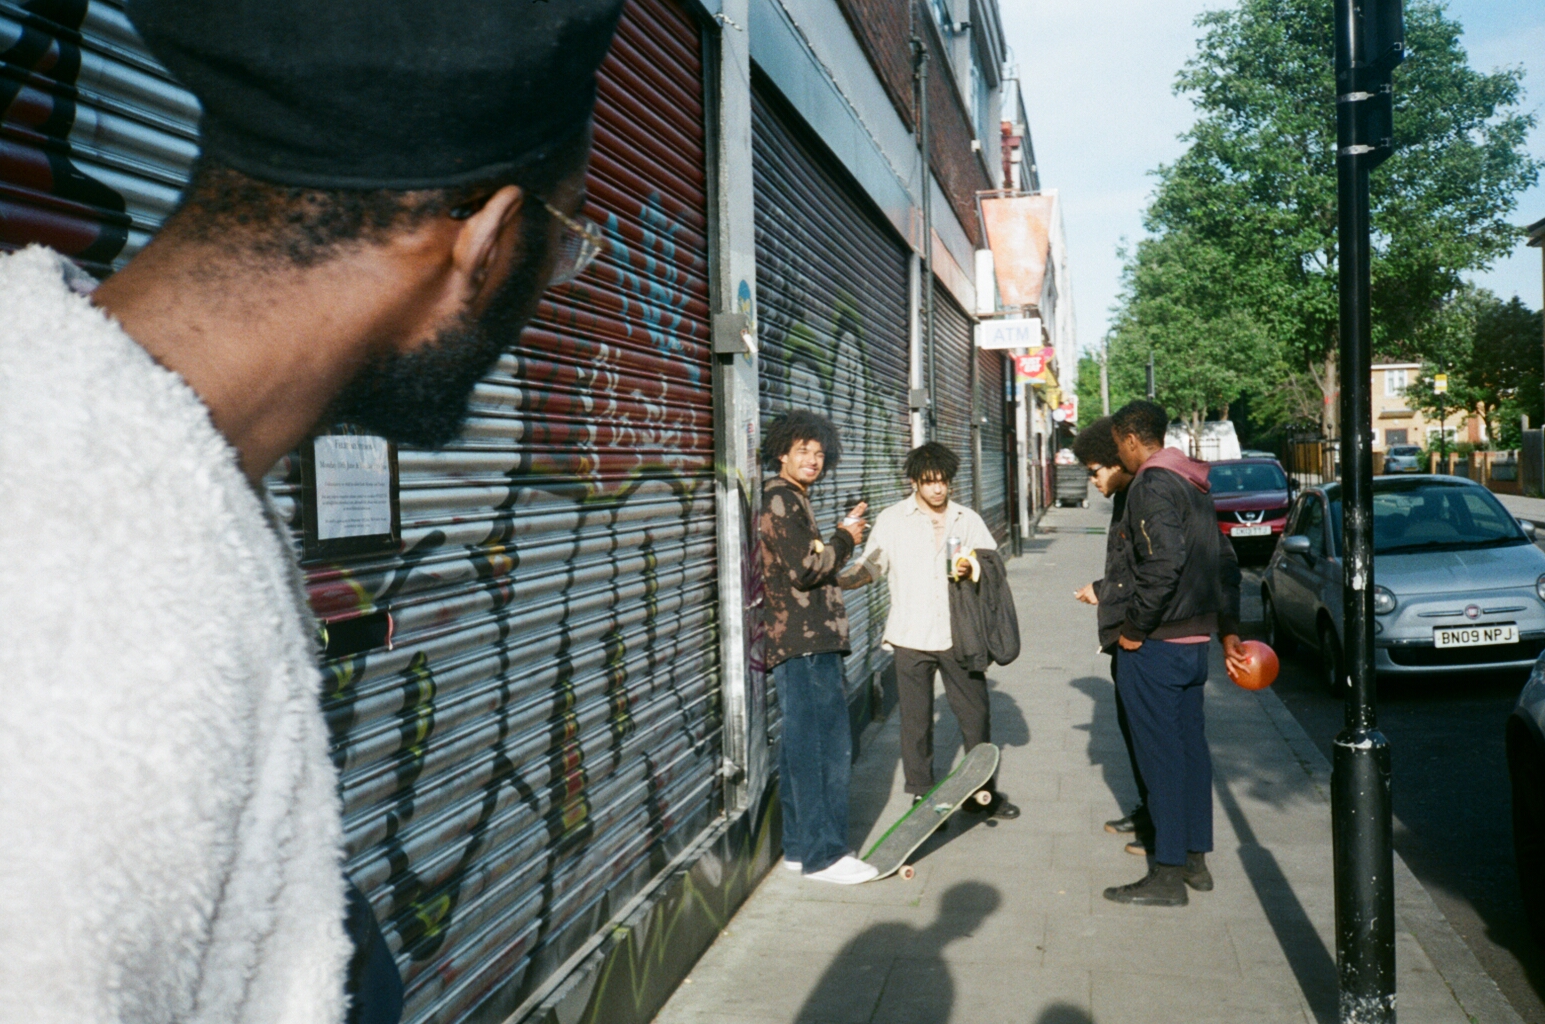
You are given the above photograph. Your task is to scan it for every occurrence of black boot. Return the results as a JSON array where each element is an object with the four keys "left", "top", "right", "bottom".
[
  {"left": 1184, "top": 851, "right": 1213, "bottom": 892},
  {"left": 1103, "top": 863, "right": 1189, "bottom": 906},
  {"left": 1104, "top": 804, "right": 1151, "bottom": 835}
]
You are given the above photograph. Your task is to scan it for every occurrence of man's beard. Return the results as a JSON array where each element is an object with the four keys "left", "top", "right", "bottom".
[{"left": 326, "top": 247, "right": 546, "bottom": 448}]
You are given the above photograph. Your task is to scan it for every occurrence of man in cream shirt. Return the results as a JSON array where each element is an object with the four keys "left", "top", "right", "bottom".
[{"left": 844, "top": 443, "right": 1019, "bottom": 819}]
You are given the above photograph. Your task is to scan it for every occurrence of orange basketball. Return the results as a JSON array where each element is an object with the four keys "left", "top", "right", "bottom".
[{"left": 1229, "top": 640, "right": 1279, "bottom": 690}]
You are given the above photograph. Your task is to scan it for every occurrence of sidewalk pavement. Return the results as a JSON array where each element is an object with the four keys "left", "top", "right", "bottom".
[
  {"left": 652, "top": 498, "right": 1525, "bottom": 1024},
  {"left": 1494, "top": 491, "right": 1545, "bottom": 528}
]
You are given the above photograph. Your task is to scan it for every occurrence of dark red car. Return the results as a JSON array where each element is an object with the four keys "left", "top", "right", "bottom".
[{"left": 1207, "top": 458, "right": 1293, "bottom": 560}]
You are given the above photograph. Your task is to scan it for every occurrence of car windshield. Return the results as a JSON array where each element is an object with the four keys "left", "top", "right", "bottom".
[
  {"left": 1329, "top": 483, "right": 1526, "bottom": 554},
  {"left": 1388, "top": 446, "right": 1421, "bottom": 457},
  {"left": 1208, "top": 463, "right": 1287, "bottom": 494}
]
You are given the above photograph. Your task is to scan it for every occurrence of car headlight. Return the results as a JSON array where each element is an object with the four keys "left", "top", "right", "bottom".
[
  {"left": 1372, "top": 585, "right": 1396, "bottom": 615},
  {"left": 1537, "top": 573, "right": 1545, "bottom": 603}
]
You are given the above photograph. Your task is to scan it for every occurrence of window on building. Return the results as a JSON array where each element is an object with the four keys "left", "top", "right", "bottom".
[
  {"left": 1384, "top": 367, "right": 1409, "bottom": 396},
  {"left": 1385, "top": 429, "right": 1408, "bottom": 447},
  {"left": 970, "top": 41, "right": 992, "bottom": 146},
  {"left": 929, "top": 0, "right": 952, "bottom": 32}
]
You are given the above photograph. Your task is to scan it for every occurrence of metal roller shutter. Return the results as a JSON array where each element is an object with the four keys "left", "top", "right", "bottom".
[
  {"left": 933, "top": 284, "right": 975, "bottom": 510},
  {"left": 1, "top": 0, "right": 200, "bottom": 275},
  {"left": 977, "top": 348, "right": 1009, "bottom": 543},
  {"left": 751, "top": 82, "right": 912, "bottom": 724},
  {"left": 303, "top": 5, "right": 722, "bottom": 1021},
  {"left": 6, "top": 2, "right": 723, "bottom": 1023}
]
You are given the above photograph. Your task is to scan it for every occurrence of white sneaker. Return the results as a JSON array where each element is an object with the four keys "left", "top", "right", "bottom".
[
  {"left": 803, "top": 855, "right": 878, "bottom": 885},
  {"left": 782, "top": 859, "right": 802, "bottom": 872}
]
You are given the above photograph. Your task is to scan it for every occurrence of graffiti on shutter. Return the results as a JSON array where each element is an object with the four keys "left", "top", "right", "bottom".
[
  {"left": 1, "top": 0, "right": 200, "bottom": 274},
  {"left": 751, "top": 82, "right": 911, "bottom": 725},
  {"left": 933, "top": 283, "right": 975, "bottom": 512}
]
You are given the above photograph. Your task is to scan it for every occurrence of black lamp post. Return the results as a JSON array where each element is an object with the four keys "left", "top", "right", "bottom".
[{"left": 1333, "top": 1, "right": 1403, "bottom": 1020}]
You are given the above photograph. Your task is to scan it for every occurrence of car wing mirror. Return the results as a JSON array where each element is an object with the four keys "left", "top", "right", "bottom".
[
  {"left": 1519, "top": 517, "right": 1537, "bottom": 538},
  {"left": 1281, "top": 534, "right": 1312, "bottom": 557}
]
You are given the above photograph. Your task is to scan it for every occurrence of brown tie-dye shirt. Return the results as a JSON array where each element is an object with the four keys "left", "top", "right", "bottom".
[{"left": 759, "top": 476, "right": 854, "bottom": 670}]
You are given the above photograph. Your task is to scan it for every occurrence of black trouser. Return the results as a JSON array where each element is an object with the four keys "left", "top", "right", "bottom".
[
  {"left": 894, "top": 647, "right": 992, "bottom": 796},
  {"left": 1111, "top": 654, "right": 1149, "bottom": 810}
]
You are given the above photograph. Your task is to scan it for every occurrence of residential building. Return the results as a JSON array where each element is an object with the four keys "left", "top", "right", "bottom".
[{"left": 1372, "top": 361, "right": 1473, "bottom": 451}]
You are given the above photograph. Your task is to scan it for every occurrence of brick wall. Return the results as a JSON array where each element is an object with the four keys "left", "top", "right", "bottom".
[{"left": 833, "top": 0, "right": 992, "bottom": 248}]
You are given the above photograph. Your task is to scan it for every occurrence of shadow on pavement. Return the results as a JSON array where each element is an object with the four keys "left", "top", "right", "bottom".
[
  {"left": 1069, "top": 674, "right": 1144, "bottom": 817},
  {"left": 793, "top": 882, "right": 1001, "bottom": 1024},
  {"left": 1213, "top": 774, "right": 1338, "bottom": 1023},
  {"left": 1033, "top": 1004, "right": 1092, "bottom": 1024}
]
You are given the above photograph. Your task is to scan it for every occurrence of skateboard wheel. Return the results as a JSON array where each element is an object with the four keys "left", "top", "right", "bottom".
[
  {"left": 974, "top": 790, "right": 993, "bottom": 806},
  {"left": 900, "top": 866, "right": 915, "bottom": 880}
]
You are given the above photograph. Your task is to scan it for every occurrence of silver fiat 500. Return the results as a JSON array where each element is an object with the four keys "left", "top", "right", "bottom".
[{"left": 1261, "top": 476, "right": 1545, "bottom": 691}]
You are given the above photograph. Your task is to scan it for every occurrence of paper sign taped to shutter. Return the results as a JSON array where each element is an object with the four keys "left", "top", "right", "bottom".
[{"left": 313, "top": 434, "right": 392, "bottom": 540}]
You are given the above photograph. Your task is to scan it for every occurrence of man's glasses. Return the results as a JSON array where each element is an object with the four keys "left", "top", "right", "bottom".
[{"left": 448, "top": 193, "right": 606, "bottom": 286}]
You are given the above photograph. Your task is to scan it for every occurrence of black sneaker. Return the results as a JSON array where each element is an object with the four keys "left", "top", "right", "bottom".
[
  {"left": 985, "top": 793, "right": 1020, "bottom": 820},
  {"left": 962, "top": 788, "right": 1013, "bottom": 816},
  {"left": 1184, "top": 851, "right": 1213, "bottom": 892},
  {"left": 1104, "top": 805, "right": 1151, "bottom": 835},
  {"left": 1103, "top": 864, "right": 1188, "bottom": 906}
]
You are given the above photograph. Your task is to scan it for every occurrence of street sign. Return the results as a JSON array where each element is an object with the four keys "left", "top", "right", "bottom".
[
  {"left": 1434, "top": 373, "right": 1448, "bottom": 394},
  {"left": 976, "top": 317, "right": 1043, "bottom": 350}
]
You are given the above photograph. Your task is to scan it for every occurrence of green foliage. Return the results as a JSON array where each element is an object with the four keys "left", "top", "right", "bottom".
[
  {"left": 1100, "top": 0, "right": 1539, "bottom": 435},
  {"left": 1403, "top": 288, "right": 1543, "bottom": 446}
]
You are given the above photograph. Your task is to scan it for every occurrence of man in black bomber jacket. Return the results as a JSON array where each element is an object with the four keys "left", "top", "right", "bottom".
[{"left": 1101, "top": 401, "right": 1247, "bottom": 908}]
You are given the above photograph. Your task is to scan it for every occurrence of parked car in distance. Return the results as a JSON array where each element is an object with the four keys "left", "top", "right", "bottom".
[
  {"left": 1383, "top": 444, "right": 1424, "bottom": 473},
  {"left": 1508, "top": 655, "right": 1545, "bottom": 942},
  {"left": 1261, "top": 475, "right": 1545, "bottom": 693},
  {"left": 1207, "top": 458, "right": 1293, "bottom": 563},
  {"left": 1241, "top": 448, "right": 1277, "bottom": 460}
]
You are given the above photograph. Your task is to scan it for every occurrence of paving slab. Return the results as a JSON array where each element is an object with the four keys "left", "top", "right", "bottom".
[{"left": 653, "top": 499, "right": 1521, "bottom": 1024}]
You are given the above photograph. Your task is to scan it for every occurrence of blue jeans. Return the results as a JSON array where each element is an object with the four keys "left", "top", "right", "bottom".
[
  {"left": 775, "top": 652, "right": 852, "bottom": 874},
  {"left": 1115, "top": 640, "right": 1212, "bottom": 866}
]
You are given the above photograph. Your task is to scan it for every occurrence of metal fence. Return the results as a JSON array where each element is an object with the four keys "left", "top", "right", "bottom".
[{"left": 1281, "top": 435, "right": 1338, "bottom": 491}]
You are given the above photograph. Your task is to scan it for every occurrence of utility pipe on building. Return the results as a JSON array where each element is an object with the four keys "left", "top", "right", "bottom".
[{"left": 913, "top": 3, "right": 936, "bottom": 439}]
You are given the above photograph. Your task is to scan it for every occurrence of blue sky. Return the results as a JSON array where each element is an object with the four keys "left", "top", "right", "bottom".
[{"left": 999, "top": 0, "right": 1545, "bottom": 356}]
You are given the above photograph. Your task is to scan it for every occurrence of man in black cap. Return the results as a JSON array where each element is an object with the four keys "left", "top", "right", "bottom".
[{"left": 0, "top": 2, "right": 623, "bottom": 1022}]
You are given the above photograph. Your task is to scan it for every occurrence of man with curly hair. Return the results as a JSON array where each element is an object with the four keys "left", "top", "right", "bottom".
[
  {"left": 844, "top": 442, "right": 1018, "bottom": 819},
  {"left": 759, "top": 410, "right": 876, "bottom": 884},
  {"left": 1072, "top": 417, "right": 1150, "bottom": 855}
]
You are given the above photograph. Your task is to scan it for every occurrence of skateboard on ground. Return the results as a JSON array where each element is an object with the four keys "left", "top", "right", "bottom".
[{"left": 862, "top": 742, "right": 1001, "bottom": 881}]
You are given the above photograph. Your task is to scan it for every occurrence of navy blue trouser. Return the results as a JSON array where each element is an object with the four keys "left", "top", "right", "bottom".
[
  {"left": 775, "top": 652, "right": 852, "bottom": 874},
  {"left": 1110, "top": 654, "right": 1149, "bottom": 810},
  {"left": 1115, "top": 640, "right": 1212, "bottom": 866}
]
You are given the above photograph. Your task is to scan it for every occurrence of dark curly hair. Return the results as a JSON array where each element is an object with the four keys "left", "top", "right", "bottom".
[
  {"left": 903, "top": 442, "right": 959, "bottom": 483},
  {"left": 761, "top": 410, "right": 841, "bottom": 477},
  {"left": 1072, "top": 416, "right": 1120, "bottom": 468},
  {"left": 1111, "top": 400, "right": 1169, "bottom": 447}
]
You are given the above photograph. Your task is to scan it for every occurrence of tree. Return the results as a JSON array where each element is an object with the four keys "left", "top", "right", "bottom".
[
  {"left": 1107, "top": 0, "right": 1538, "bottom": 436},
  {"left": 1403, "top": 289, "right": 1543, "bottom": 447}
]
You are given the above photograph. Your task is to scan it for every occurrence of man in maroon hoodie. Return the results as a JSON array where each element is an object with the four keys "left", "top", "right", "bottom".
[{"left": 1102, "top": 401, "right": 1248, "bottom": 907}]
